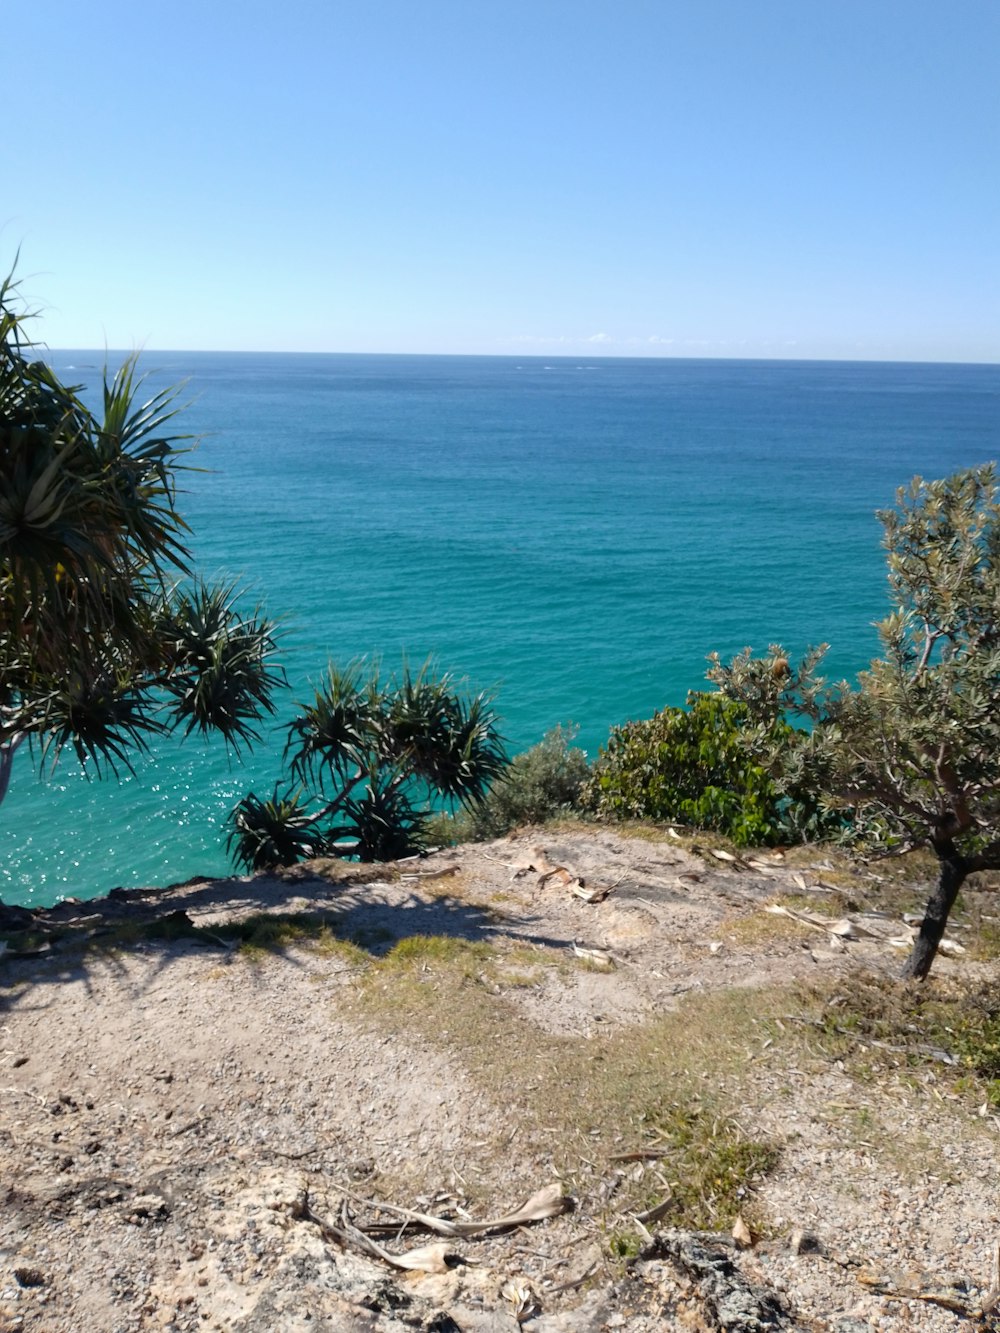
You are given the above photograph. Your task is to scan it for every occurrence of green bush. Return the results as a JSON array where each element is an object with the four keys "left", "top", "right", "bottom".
[
  {"left": 432, "top": 725, "right": 590, "bottom": 843},
  {"left": 584, "top": 693, "right": 822, "bottom": 847}
]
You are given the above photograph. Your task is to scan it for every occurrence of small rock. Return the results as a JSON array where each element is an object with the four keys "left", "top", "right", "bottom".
[
  {"left": 127, "top": 1194, "right": 171, "bottom": 1224},
  {"left": 13, "top": 1268, "right": 46, "bottom": 1289},
  {"left": 789, "top": 1227, "right": 823, "bottom": 1255}
]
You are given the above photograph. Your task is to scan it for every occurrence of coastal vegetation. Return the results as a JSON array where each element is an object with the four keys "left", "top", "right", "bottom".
[
  {"left": 430, "top": 723, "right": 590, "bottom": 843},
  {"left": 422, "top": 466, "right": 1000, "bottom": 983},
  {"left": 708, "top": 465, "right": 1000, "bottom": 980},
  {"left": 228, "top": 660, "right": 508, "bottom": 870},
  {"left": 4, "top": 272, "right": 999, "bottom": 982},
  {"left": 583, "top": 692, "right": 836, "bottom": 847},
  {"left": 0, "top": 274, "right": 281, "bottom": 829},
  {"left": 0, "top": 277, "right": 506, "bottom": 882}
]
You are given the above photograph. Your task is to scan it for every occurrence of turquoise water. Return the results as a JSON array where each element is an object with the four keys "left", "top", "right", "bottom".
[{"left": 4, "top": 354, "right": 998, "bottom": 906}]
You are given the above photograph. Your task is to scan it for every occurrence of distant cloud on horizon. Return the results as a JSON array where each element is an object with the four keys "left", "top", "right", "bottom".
[
  {"left": 498, "top": 332, "right": 861, "bottom": 358},
  {"left": 501, "top": 332, "right": 740, "bottom": 352},
  {"left": 505, "top": 333, "right": 616, "bottom": 346}
]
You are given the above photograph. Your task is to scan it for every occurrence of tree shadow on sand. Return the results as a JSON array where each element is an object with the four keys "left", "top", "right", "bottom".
[{"left": 0, "top": 858, "right": 572, "bottom": 1000}]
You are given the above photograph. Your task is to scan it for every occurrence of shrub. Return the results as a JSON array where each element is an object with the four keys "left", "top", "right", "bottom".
[
  {"left": 227, "top": 787, "right": 326, "bottom": 871},
  {"left": 583, "top": 693, "right": 824, "bottom": 847},
  {"left": 441, "top": 725, "right": 590, "bottom": 842}
]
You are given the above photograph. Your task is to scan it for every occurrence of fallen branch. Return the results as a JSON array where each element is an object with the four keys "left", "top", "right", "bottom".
[
  {"left": 292, "top": 1192, "right": 458, "bottom": 1273},
  {"left": 314, "top": 1182, "right": 570, "bottom": 1241},
  {"left": 857, "top": 1270, "right": 975, "bottom": 1316},
  {"left": 399, "top": 865, "right": 460, "bottom": 882},
  {"left": 170, "top": 1115, "right": 210, "bottom": 1138},
  {"left": 634, "top": 1197, "right": 676, "bottom": 1226},
  {"left": 572, "top": 942, "right": 614, "bottom": 969},
  {"left": 545, "top": 1260, "right": 599, "bottom": 1295}
]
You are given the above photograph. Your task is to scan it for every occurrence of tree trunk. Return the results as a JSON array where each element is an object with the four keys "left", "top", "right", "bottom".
[
  {"left": 901, "top": 839, "right": 968, "bottom": 981},
  {"left": 0, "top": 734, "right": 25, "bottom": 809}
]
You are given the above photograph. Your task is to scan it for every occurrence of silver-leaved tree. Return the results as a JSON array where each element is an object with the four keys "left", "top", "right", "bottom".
[{"left": 708, "top": 464, "right": 1000, "bottom": 980}]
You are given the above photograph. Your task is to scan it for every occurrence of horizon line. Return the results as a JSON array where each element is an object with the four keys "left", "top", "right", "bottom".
[{"left": 44, "top": 348, "right": 1000, "bottom": 369}]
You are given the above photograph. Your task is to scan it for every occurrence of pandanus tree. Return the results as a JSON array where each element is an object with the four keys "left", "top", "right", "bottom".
[
  {"left": 0, "top": 271, "right": 282, "bottom": 834},
  {"left": 708, "top": 464, "right": 1000, "bottom": 980},
  {"left": 228, "top": 661, "right": 508, "bottom": 870}
]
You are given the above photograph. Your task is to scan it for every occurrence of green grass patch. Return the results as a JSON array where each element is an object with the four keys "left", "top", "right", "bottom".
[
  {"left": 379, "top": 934, "right": 493, "bottom": 973},
  {"left": 797, "top": 973, "right": 1000, "bottom": 1107},
  {"left": 230, "top": 911, "right": 369, "bottom": 964},
  {"left": 630, "top": 1103, "right": 779, "bottom": 1230},
  {"left": 607, "top": 1229, "right": 644, "bottom": 1260}
]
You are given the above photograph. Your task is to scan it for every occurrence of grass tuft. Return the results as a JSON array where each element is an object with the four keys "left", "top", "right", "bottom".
[
  {"left": 379, "top": 934, "right": 493, "bottom": 975},
  {"left": 630, "top": 1103, "right": 779, "bottom": 1230},
  {"left": 797, "top": 973, "right": 1000, "bottom": 1107}
]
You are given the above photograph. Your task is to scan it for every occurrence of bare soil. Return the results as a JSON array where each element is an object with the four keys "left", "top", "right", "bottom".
[{"left": 1, "top": 827, "right": 998, "bottom": 1331}]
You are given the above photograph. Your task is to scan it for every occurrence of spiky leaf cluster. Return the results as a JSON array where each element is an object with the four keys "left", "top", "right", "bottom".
[
  {"left": 0, "top": 270, "right": 281, "bottom": 799},
  {"left": 227, "top": 788, "right": 325, "bottom": 872},
  {"left": 230, "top": 661, "right": 508, "bottom": 871}
]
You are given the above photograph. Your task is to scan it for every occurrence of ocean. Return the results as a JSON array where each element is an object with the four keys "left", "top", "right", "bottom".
[{"left": 3, "top": 354, "right": 998, "bottom": 906}]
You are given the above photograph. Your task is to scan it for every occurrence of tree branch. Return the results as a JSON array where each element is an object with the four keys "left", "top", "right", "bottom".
[
  {"left": 315, "top": 771, "right": 364, "bottom": 821},
  {"left": 968, "top": 841, "right": 1000, "bottom": 874},
  {"left": 915, "top": 626, "right": 941, "bottom": 678}
]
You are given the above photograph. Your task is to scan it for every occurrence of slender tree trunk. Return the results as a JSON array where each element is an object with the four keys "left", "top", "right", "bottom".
[
  {"left": 0, "top": 733, "right": 25, "bottom": 810},
  {"left": 0, "top": 736, "right": 32, "bottom": 929},
  {"left": 901, "top": 839, "right": 968, "bottom": 981}
]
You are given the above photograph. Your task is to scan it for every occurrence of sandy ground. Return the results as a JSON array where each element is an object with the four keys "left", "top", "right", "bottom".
[{"left": 1, "top": 828, "right": 998, "bottom": 1331}]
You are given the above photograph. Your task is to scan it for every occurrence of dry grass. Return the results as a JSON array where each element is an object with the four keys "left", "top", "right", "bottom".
[
  {"left": 719, "top": 910, "right": 819, "bottom": 947},
  {"left": 720, "top": 891, "right": 851, "bottom": 946},
  {"left": 340, "top": 954, "right": 785, "bottom": 1235},
  {"left": 11, "top": 828, "right": 999, "bottom": 1264},
  {"left": 789, "top": 972, "right": 1000, "bottom": 1108},
  {"left": 331, "top": 924, "right": 1000, "bottom": 1236}
]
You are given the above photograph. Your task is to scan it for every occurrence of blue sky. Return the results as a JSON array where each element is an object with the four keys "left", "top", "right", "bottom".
[{"left": 7, "top": 0, "right": 998, "bottom": 360}]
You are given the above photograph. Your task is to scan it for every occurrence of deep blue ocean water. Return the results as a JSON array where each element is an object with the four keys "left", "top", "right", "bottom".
[{"left": 4, "top": 354, "right": 998, "bottom": 906}]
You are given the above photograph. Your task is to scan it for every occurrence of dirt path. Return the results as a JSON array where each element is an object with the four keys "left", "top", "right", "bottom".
[{"left": 1, "top": 829, "right": 997, "bottom": 1330}]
